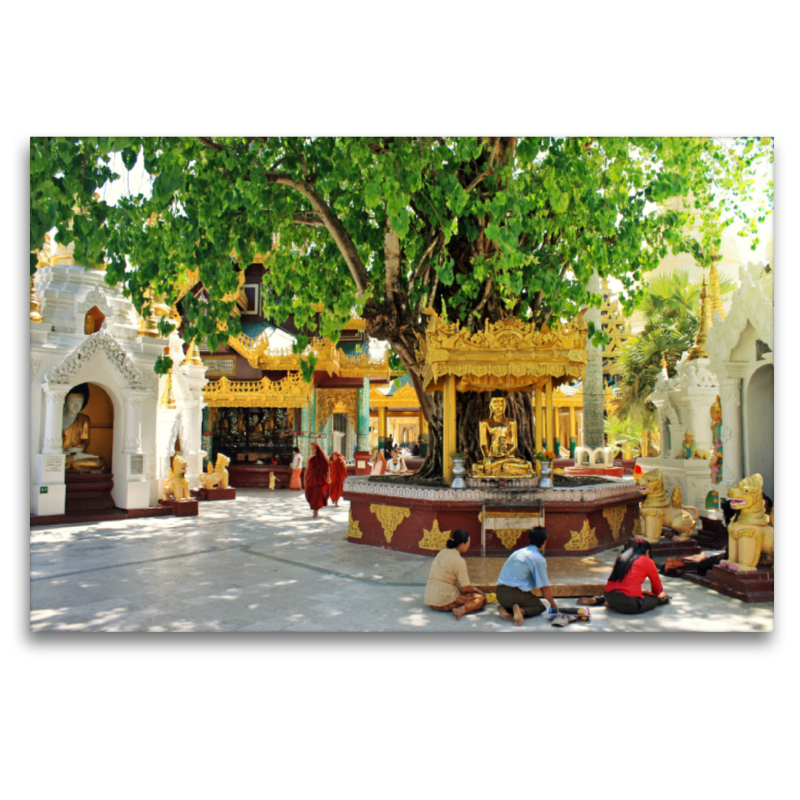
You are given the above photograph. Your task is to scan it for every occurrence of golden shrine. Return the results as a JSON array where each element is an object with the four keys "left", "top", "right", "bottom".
[{"left": 417, "top": 308, "right": 589, "bottom": 483}]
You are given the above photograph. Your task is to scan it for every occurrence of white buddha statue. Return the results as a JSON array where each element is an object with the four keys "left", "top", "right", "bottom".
[{"left": 62, "top": 387, "right": 106, "bottom": 472}]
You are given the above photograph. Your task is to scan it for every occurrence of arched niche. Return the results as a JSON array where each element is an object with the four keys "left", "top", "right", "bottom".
[
  {"left": 746, "top": 364, "right": 774, "bottom": 500},
  {"left": 84, "top": 306, "right": 105, "bottom": 335},
  {"left": 65, "top": 382, "right": 115, "bottom": 471}
]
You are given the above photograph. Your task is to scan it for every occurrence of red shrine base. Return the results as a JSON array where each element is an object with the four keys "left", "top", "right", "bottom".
[
  {"left": 343, "top": 477, "right": 642, "bottom": 557},
  {"left": 684, "top": 564, "right": 774, "bottom": 603},
  {"left": 158, "top": 498, "right": 199, "bottom": 516},
  {"left": 192, "top": 487, "right": 237, "bottom": 501}
]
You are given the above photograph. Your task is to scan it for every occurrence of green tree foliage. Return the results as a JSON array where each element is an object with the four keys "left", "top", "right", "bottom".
[
  {"left": 30, "top": 136, "right": 772, "bottom": 474},
  {"left": 616, "top": 270, "right": 737, "bottom": 425}
]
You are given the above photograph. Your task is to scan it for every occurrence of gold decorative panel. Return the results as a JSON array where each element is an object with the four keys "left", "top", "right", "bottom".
[
  {"left": 497, "top": 529, "right": 525, "bottom": 550},
  {"left": 565, "top": 520, "right": 599, "bottom": 551},
  {"left": 317, "top": 388, "right": 359, "bottom": 432},
  {"left": 348, "top": 511, "right": 363, "bottom": 539},
  {"left": 602, "top": 505, "right": 627, "bottom": 541},
  {"left": 418, "top": 519, "right": 451, "bottom": 550},
  {"left": 370, "top": 504, "right": 412, "bottom": 544},
  {"left": 203, "top": 374, "right": 312, "bottom": 408}
]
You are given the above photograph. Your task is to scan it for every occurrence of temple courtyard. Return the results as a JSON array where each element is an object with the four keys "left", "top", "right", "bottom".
[{"left": 30, "top": 490, "right": 773, "bottom": 633}]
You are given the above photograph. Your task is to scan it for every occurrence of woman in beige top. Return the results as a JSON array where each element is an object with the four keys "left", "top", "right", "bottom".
[{"left": 424, "top": 529, "right": 487, "bottom": 620}]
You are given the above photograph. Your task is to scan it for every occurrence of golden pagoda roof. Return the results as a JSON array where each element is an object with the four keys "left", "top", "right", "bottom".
[
  {"left": 369, "top": 381, "right": 421, "bottom": 408},
  {"left": 417, "top": 309, "right": 589, "bottom": 393}
]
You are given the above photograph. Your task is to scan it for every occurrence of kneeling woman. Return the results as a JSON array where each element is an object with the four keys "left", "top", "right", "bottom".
[
  {"left": 604, "top": 537, "right": 670, "bottom": 614},
  {"left": 424, "top": 530, "right": 486, "bottom": 620}
]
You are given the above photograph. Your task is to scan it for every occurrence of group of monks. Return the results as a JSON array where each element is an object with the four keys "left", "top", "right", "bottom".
[{"left": 303, "top": 443, "right": 348, "bottom": 518}]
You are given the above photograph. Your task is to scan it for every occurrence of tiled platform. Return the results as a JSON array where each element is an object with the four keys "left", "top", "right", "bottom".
[{"left": 466, "top": 556, "right": 609, "bottom": 596}]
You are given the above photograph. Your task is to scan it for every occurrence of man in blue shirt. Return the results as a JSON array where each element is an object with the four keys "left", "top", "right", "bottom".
[{"left": 496, "top": 526, "right": 558, "bottom": 626}]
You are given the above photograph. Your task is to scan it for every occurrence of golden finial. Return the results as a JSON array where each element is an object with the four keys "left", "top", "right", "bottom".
[
  {"left": 687, "top": 276, "right": 712, "bottom": 360},
  {"left": 184, "top": 339, "right": 204, "bottom": 366},
  {"left": 159, "top": 350, "right": 177, "bottom": 409},
  {"left": 137, "top": 289, "right": 162, "bottom": 338},
  {"left": 30, "top": 276, "right": 44, "bottom": 323},
  {"left": 707, "top": 261, "right": 726, "bottom": 322}
]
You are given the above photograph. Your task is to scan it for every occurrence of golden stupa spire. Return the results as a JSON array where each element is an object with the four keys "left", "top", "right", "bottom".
[
  {"left": 707, "top": 261, "right": 726, "bottom": 322},
  {"left": 159, "top": 349, "right": 178, "bottom": 409},
  {"left": 184, "top": 339, "right": 204, "bottom": 366},
  {"left": 687, "top": 276, "right": 712, "bottom": 360},
  {"left": 30, "top": 276, "right": 44, "bottom": 324}
]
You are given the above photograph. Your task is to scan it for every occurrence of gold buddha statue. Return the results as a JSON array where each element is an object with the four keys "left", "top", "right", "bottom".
[
  {"left": 470, "top": 397, "right": 534, "bottom": 478},
  {"left": 62, "top": 388, "right": 106, "bottom": 472}
]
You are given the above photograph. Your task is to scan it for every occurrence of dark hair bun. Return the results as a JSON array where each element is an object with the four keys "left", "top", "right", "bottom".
[{"left": 445, "top": 538, "right": 456, "bottom": 549}]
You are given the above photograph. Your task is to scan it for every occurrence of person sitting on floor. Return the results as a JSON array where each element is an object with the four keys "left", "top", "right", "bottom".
[
  {"left": 604, "top": 536, "right": 670, "bottom": 614},
  {"left": 496, "top": 526, "right": 558, "bottom": 626},
  {"left": 424, "top": 529, "right": 487, "bottom": 620}
]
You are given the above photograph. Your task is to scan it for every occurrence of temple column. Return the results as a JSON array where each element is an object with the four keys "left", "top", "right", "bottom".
[
  {"left": 356, "top": 377, "right": 370, "bottom": 452},
  {"left": 546, "top": 379, "right": 554, "bottom": 453},
  {"left": 420, "top": 410, "right": 429, "bottom": 456},
  {"left": 534, "top": 384, "right": 543, "bottom": 452},
  {"left": 568, "top": 406, "right": 577, "bottom": 458},
  {"left": 41, "top": 384, "right": 71, "bottom": 453},
  {"left": 123, "top": 392, "right": 147, "bottom": 454},
  {"left": 583, "top": 270, "right": 605, "bottom": 448},
  {"left": 378, "top": 406, "right": 387, "bottom": 451},
  {"left": 442, "top": 374, "right": 457, "bottom": 484},
  {"left": 716, "top": 364, "right": 747, "bottom": 490}
]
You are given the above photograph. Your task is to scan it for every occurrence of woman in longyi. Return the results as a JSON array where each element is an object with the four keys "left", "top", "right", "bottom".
[{"left": 424, "top": 530, "right": 486, "bottom": 620}]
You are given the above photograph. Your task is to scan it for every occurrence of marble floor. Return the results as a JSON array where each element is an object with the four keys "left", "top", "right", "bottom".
[{"left": 30, "top": 489, "right": 774, "bottom": 633}]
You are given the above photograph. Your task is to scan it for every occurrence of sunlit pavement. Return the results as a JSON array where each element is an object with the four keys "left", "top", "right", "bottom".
[{"left": 30, "top": 489, "right": 774, "bottom": 633}]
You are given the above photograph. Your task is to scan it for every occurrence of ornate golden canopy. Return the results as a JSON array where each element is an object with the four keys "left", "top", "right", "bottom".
[
  {"left": 202, "top": 373, "right": 313, "bottom": 408},
  {"left": 417, "top": 308, "right": 589, "bottom": 393}
]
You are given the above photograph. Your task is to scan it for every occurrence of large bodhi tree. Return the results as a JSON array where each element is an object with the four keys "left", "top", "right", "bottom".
[{"left": 30, "top": 136, "right": 772, "bottom": 478}]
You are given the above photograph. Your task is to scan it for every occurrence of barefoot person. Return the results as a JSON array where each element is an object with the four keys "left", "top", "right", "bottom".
[
  {"left": 424, "top": 529, "right": 487, "bottom": 620},
  {"left": 604, "top": 537, "right": 670, "bottom": 613},
  {"left": 304, "top": 443, "right": 330, "bottom": 518},
  {"left": 496, "top": 527, "right": 558, "bottom": 626},
  {"left": 329, "top": 451, "right": 348, "bottom": 507},
  {"left": 289, "top": 447, "right": 303, "bottom": 490}
]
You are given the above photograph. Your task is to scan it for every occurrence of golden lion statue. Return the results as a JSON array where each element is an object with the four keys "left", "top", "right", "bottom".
[
  {"left": 721, "top": 473, "right": 774, "bottom": 572},
  {"left": 162, "top": 455, "right": 191, "bottom": 501},
  {"left": 199, "top": 453, "right": 230, "bottom": 490},
  {"left": 635, "top": 468, "right": 700, "bottom": 543}
]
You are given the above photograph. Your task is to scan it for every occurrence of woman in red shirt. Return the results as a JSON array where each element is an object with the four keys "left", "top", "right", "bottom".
[{"left": 604, "top": 537, "right": 671, "bottom": 614}]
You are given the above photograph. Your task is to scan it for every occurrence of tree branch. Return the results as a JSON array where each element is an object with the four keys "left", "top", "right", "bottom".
[
  {"left": 197, "top": 137, "right": 224, "bottom": 152},
  {"left": 292, "top": 211, "right": 324, "bottom": 227},
  {"left": 264, "top": 170, "right": 370, "bottom": 294}
]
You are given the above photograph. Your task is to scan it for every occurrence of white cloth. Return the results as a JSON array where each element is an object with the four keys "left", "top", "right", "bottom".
[
  {"left": 291, "top": 453, "right": 303, "bottom": 469},
  {"left": 385, "top": 458, "right": 406, "bottom": 473}
]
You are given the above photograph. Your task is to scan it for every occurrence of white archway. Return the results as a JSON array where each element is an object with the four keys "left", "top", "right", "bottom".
[{"left": 745, "top": 364, "right": 774, "bottom": 500}]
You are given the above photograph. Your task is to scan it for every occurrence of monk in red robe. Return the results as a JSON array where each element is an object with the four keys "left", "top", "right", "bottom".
[
  {"left": 305, "top": 443, "right": 330, "bottom": 517},
  {"left": 329, "top": 452, "right": 348, "bottom": 507}
]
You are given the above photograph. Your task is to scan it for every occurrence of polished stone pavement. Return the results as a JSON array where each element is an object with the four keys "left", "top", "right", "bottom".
[{"left": 30, "top": 489, "right": 774, "bottom": 633}]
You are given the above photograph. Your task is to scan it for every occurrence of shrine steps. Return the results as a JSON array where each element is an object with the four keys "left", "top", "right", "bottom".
[{"left": 30, "top": 472, "right": 173, "bottom": 528}]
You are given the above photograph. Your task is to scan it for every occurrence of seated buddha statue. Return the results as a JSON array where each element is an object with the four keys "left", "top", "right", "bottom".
[
  {"left": 470, "top": 397, "right": 534, "bottom": 478},
  {"left": 62, "top": 389, "right": 106, "bottom": 472}
]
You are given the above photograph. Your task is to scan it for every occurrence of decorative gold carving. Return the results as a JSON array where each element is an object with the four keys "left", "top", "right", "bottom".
[
  {"left": 636, "top": 468, "right": 700, "bottom": 542},
  {"left": 708, "top": 261, "right": 726, "bottom": 321},
  {"left": 418, "top": 519, "right": 451, "bottom": 550},
  {"left": 30, "top": 277, "right": 44, "bottom": 323},
  {"left": 317, "top": 388, "right": 359, "bottom": 432},
  {"left": 162, "top": 455, "right": 190, "bottom": 500},
  {"left": 600, "top": 285, "right": 632, "bottom": 376},
  {"left": 348, "top": 511, "right": 363, "bottom": 539},
  {"left": 497, "top": 529, "right": 525, "bottom": 550},
  {"left": 565, "top": 520, "right": 599, "bottom": 551},
  {"left": 687, "top": 276, "right": 712, "bottom": 360},
  {"left": 137, "top": 289, "right": 162, "bottom": 338},
  {"left": 369, "top": 504, "right": 412, "bottom": 543},
  {"left": 602, "top": 505, "right": 627, "bottom": 540},
  {"left": 338, "top": 348, "right": 391, "bottom": 379},
  {"left": 159, "top": 370, "right": 177, "bottom": 409},
  {"left": 726, "top": 473, "right": 773, "bottom": 568},
  {"left": 203, "top": 374, "right": 313, "bottom": 408},
  {"left": 417, "top": 308, "right": 589, "bottom": 392},
  {"left": 370, "top": 381, "right": 421, "bottom": 409}
]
